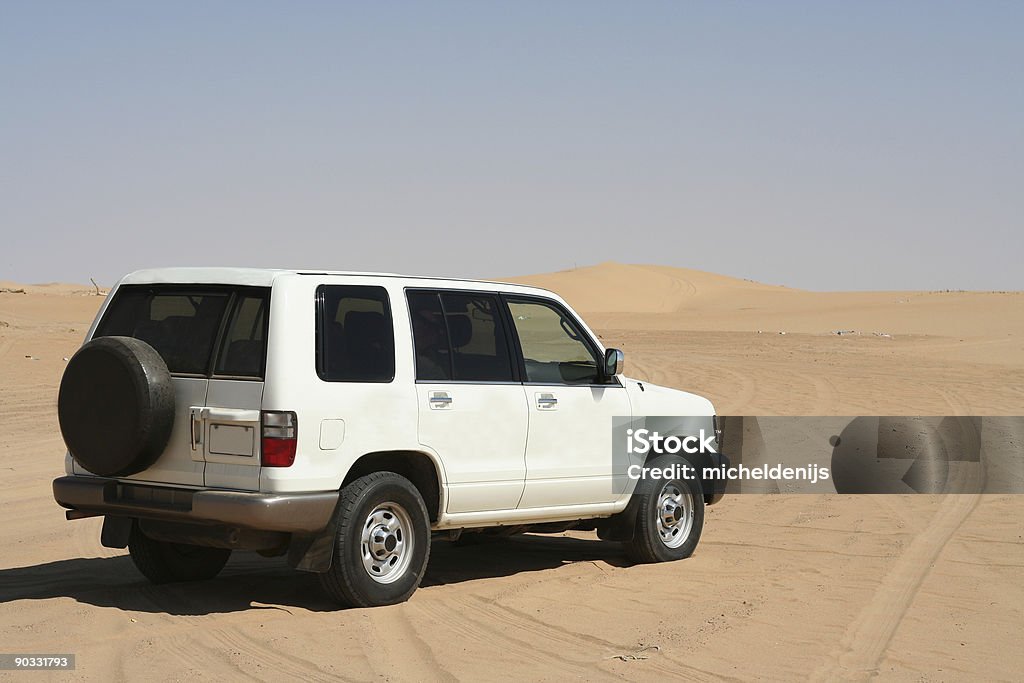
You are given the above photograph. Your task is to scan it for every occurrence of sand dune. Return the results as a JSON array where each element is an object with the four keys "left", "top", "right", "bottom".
[
  {"left": 0, "top": 281, "right": 106, "bottom": 296},
  {"left": 1, "top": 266, "right": 1021, "bottom": 680},
  {"left": 513, "top": 262, "right": 1024, "bottom": 384},
  {"left": 505, "top": 262, "right": 787, "bottom": 314},
  {"left": 512, "top": 261, "right": 1024, "bottom": 338}
]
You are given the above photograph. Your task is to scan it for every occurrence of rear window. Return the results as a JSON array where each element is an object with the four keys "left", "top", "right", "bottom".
[
  {"left": 316, "top": 285, "right": 395, "bottom": 382},
  {"left": 215, "top": 294, "right": 269, "bottom": 378},
  {"left": 95, "top": 285, "right": 268, "bottom": 377}
]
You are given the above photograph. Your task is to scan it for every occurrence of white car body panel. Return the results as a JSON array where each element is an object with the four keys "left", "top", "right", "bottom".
[{"left": 517, "top": 383, "right": 632, "bottom": 508}]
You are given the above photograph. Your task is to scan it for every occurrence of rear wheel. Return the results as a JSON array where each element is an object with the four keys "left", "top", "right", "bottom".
[
  {"left": 319, "top": 472, "right": 431, "bottom": 608},
  {"left": 625, "top": 456, "right": 705, "bottom": 563},
  {"left": 127, "top": 522, "right": 231, "bottom": 584}
]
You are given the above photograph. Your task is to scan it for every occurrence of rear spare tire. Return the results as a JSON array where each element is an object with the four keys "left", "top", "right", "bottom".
[{"left": 58, "top": 335, "right": 175, "bottom": 477}]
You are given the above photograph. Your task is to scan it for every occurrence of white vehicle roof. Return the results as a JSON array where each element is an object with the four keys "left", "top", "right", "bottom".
[{"left": 118, "top": 267, "right": 558, "bottom": 298}]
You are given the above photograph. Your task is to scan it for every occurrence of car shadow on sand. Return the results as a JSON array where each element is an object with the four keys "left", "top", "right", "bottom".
[{"left": 0, "top": 534, "right": 632, "bottom": 615}]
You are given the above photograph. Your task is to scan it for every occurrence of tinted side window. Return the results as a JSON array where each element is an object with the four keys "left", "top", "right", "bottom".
[
  {"left": 441, "top": 293, "right": 514, "bottom": 382},
  {"left": 407, "top": 291, "right": 452, "bottom": 381},
  {"left": 317, "top": 286, "right": 395, "bottom": 382},
  {"left": 407, "top": 291, "right": 515, "bottom": 382},
  {"left": 96, "top": 287, "right": 231, "bottom": 375},
  {"left": 215, "top": 294, "right": 269, "bottom": 378},
  {"left": 506, "top": 298, "right": 600, "bottom": 384}
]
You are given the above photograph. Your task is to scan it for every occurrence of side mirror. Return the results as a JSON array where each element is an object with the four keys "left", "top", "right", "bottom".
[{"left": 602, "top": 348, "right": 624, "bottom": 379}]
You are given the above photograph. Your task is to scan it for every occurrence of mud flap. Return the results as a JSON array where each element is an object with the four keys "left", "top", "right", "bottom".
[
  {"left": 597, "top": 497, "right": 641, "bottom": 542},
  {"left": 287, "top": 499, "right": 342, "bottom": 573},
  {"left": 100, "top": 515, "right": 133, "bottom": 549}
]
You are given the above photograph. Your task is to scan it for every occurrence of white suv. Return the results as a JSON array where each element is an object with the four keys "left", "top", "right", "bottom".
[{"left": 53, "top": 268, "right": 728, "bottom": 607}]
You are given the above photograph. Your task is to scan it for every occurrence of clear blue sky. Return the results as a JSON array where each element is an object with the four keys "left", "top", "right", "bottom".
[{"left": 2, "top": 2, "right": 1021, "bottom": 290}]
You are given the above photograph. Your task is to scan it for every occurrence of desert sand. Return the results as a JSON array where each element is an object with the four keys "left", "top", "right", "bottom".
[{"left": 1, "top": 263, "right": 1022, "bottom": 681}]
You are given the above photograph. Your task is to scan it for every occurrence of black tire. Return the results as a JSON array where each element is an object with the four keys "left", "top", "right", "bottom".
[
  {"left": 58, "top": 336, "right": 175, "bottom": 477},
  {"left": 625, "top": 455, "right": 705, "bottom": 563},
  {"left": 319, "top": 472, "right": 431, "bottom": 608},
  {"left": 127, "top": 522, "right": 231, "bottom": 584}
]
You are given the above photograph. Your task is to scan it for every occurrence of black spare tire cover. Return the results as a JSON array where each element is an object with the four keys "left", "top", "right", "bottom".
[{"left": 58, "top": 336, "right": 176, "bottom": 477}]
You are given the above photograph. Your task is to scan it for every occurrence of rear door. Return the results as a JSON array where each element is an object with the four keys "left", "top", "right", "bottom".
[
  {"left": 409, "top": 290, "right": 529, "bottom": 513},
  {"left": 202, "top": 292, "right": 269, "bottom": 490},
  {"left": 91, "top": 286, "right": 233, "bottom": 487}
]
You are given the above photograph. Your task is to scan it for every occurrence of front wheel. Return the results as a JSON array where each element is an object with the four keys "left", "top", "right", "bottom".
[
  {"left": 319, "top": 472, "right": 431, "bottom": 608},
  {"left": 624, "top": 457, "right": 705, "bottom": 563}
]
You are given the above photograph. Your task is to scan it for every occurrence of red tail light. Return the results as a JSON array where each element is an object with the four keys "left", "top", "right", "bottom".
[{"left": 261, "top": 411, "right": 297, "bottom": 467}]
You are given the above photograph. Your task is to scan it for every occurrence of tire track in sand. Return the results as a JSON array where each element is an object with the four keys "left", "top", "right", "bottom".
[
  {"left": 413, "top": 593, "right": 621, "bottom": 679},
  {"left": 0, "top": 337, "right": 14, "bottom": 362},
  {"left": 811, "top": 459, "right": 983, "bottom": 679},
  {"left": 210, "top": 627, "right": 348, "bottom": 682},
  {"left": 366, "top": 605, "right": 459, "bottom": 682}
]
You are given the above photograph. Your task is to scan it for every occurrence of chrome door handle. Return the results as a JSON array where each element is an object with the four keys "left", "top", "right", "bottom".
[
  {"left": 190, "top": 408, "right": 203, "bottom": 450},
  {"left": 536, "top": 393, "right": 558, "bottom": 409},
  {"left": 429, "top": 392, "right": 453, "bottom": 409}
]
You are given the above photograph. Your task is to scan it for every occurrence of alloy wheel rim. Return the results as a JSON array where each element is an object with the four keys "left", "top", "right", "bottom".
[{"left": 656, "top": 482, "right": 693, "bottom": 548}]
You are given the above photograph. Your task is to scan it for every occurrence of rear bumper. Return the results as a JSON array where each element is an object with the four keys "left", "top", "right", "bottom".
[{"left": 53, "top": 476, "right": 338, "bottom": 534}]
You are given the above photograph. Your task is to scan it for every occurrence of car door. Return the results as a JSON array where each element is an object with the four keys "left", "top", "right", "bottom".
[
  {"left": 409, "top": 290, "right": 529, "bottom": 513},
  {"left": 505, "top": 295, "right": 632, "bottom": 508},
  {"left": 202, "top": 291, "right": 269, "bottom": 491}
]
